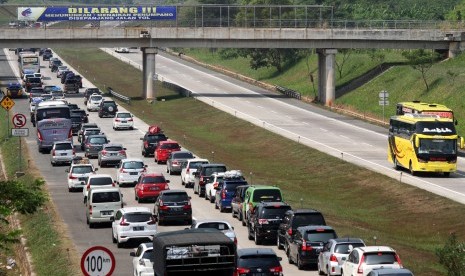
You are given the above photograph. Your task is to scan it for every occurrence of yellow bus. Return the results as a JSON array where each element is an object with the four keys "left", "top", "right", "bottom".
[
  {"left": 388, "top": 114, "right": 463, "bottom": 177},
  {"left": 396, "top": 101, "right": 456, "bottom": 122}
]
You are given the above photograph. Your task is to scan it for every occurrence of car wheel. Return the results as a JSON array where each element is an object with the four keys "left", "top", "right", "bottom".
[
  {"left": 181, "top": 179, "right": 185, "bottom": 186},
  {"left": 444, "top": 172, "right": 450, "bottom": 177},
  {"left": 287, "top": 247, "right": 293, "bottom": 264},
  {"left": 241, "top": 215, "right": 246, "bottom": 226},
  {"left": 68, "top": 187, "right": 73, "bottom": 192},
  {"left": 88, "top": 222, "right": 93, "bottom": 229},
  {"left": 209, "top": 194, "right": 214, "bottom": 203},
  {"left": 317, "top": 263, "right": 324, "bottom": 275},
  {"left": 116, "top": 237, "right": 123, "bottom": 248},
  {"left": 247, "top": 226, "right": 253, "bottom": 240},
  {"left": 254, "top": 229, "right": 261, "bottom": 245},
  {"left": 219, "top": 204, "right": 225, "bottom": 213},
  {"left": 112, "top": 229, "right": 116, "bottom": 243},
  {"left": 130, "top": 127, "right": 134, "bottom": 130},
  {"left": 297, "top": 255, "right": 304, "bottom": 270},
  {"left": 193, "top": 186, "right": 198, "bottom": 195},
  {"left": 137, "top": 196, "right": 142, "bottom": 203},
  {"left": 215, "top": 202, "right": 219, "bottom": 209}
]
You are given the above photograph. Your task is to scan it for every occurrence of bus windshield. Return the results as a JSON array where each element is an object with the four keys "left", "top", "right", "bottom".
[
  {"left": 418, "top": 139, "right": 456, "bottom": 155},
  {"left": 36, "top": 107, "right": 71, "bottom": 122}
]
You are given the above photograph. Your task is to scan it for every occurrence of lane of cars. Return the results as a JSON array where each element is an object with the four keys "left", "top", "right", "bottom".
[{"left": 15, "top": 47, "right": 414, "bottom": 276}]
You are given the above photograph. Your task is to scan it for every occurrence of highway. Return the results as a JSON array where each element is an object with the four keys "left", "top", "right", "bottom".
[
  {"left": 104, "top": 48, "right": 465, "bottom": 205},
  {"left": 2, "top": 49, "right": 314, "bottom": 275}
]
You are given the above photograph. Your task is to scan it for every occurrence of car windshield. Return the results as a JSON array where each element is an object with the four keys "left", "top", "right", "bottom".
[
  {"left": 238, "top": 254, "right": 280, "bottom": 268},
  {"left": 364, "top": 252, "right": 397, "bottom": 265},
  {"left": 103, "top": 102, "right": 116, "bottom": 107},
  {"left": 160, "top": 143, "right": 180, "bottom": 150},
  {"left": 91, "top": 96, "right": 102, "bottom": 101},
  {"left": 124, "top": 212, "right": 152, "bottom": 223},
  {"left": 189, "top": 161, "right": 208, "bottom": 169},
  {"left": 92, "top": 191, "right": 120, "bottom": 203},
  {"left": 89, "top": 137, "right": 107, "bottom": 144},
  {"left": 292, "top": 214, "right": 326, "bottom": 227},
  {"left": 204, "top": 167, "right": 226, "bottom": 176},
  {"left": 261, "top": 206, "right": 291, "bottom": 219},
  {"left": 85, "top": 130, "right": 101, "bottom": 135},
  {"left": 173, "top": 152, "right": 194, "bottom": 159},
  {"left": 142, "top": 176, "right": 166, "bottom": 183},
  {"left": 117, "top": 113, "right": 131, "bottom": 118},
  {"left": 28, "top": 77, "right": 41, "bottom": 83},
  {"left": 162, "top": 193, "right": 188, "bottom": 202},
  {"left": 71, "top": 166, "right": 93, "bottom": 174},
  {"left": 252, "top": 189, "right": 282, "bottom": 202},
  {"left": 71, "top": 110, "right": 86, "bottom": 116},
  {"left": 71, "top": 117, "right": 82, "bottom": 123},
  {"left": 223, "top": 181, "right": 248, "bottom": 191},
  {"left": 146, "top": 134, "right": 167, "bottom": 142},
  {"left": 89, "top": 177, "right": 113, "bottom": 186},
  {"left": 104, "top": 146, "right": 123, "bottom": 152},
  {"left": 54, "top": 143, "right": 72, "bottom": 150},
  {"left": 122, "top": 161, "right": 144, "bottom": 169},
  {"left": 334, "top": 243, "right": 365, "bottom": 254},
  {"left": 141, "top": 249, "right": 153, "bottom": 260},
  {"left": 304, "top": 230, "right": 337, "bottom": 243},
  {"left": 197, "top": 222, "right": 230, "bottom": 230}
]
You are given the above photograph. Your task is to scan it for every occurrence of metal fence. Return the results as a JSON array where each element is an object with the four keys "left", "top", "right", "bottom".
[{"left": 107, "top": 87, "right": 131, "bottom": 105}]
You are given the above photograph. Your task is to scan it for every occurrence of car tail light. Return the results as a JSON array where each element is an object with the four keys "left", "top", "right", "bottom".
[
  {"left": 100, "top": 150, "right": 107, "bottom": 156},
  {"left": 119, "top": 168, "right": 126, "bottom": 173},
  {"left": 68, "top": 129, "right": 72, "bottom": 139},
  {"left": 69, "top": 175, "right": 77, "bottom": 179},
  {"left": 89, "top": 205, "right": 92, "bottom": 215},
  {"left": 160, "top": 205, "right": 170, "bottom": 211},
  {"left": 221, "top": 191, "right": 226, "bottom": 199},
  {"left": 236, "top": 267, "right": 250, "bottom": 275},
  {"left": 248, "top": 203, "right": 254, "bottom": 213},
  {"left": 86, "top": 183, "right": 90, "bottom": 191},
  {"left": 115, "top": 118, "right": 121, "bottom": 122},
  {"left": 301, "top": 240, "right": 313, "bottom": 251},
  {"left": 199, "top": 176, "right": 204, "bottom": 185},
  {"left": 287, "top": 228, "right": 293, "bottom": 235},
  {"left": 234, "top": 237, "right": 237, "bottom": 245},
  {"left": 329, "top": 254, "right": 338, "bottom": 262},
  {"left": 258, "top": 219, "right": 269, "bottom": 225},
  {"left": 37, "top": 130, "right": 43, "bottom": 141},
  {"left": 147, "top": 216, "right": 157, "bottom": 225},
  {"left": 269, "top": 266, "right": 282, "bottom": 273},
  {"left": 119, "top": 150, "right": 126, "bottom": 155},
  {"left": 128, "top": 118, "right": 133, "bottom": 121},
  {"left": 120, "top": 218, "right": 129, "bottom": 226},
  {"left": 143, "top": 141, "right": 149, "bottom": 148},
  {"left": 357, "top": 254, "right": 365, "bottom": 274},
  {"left": 112, "top": 182, "right": 116, "bottom": 187},
  {"left": 51, "top": 149, "right": 55, "bottom": 156},
  {"left": 186, "top": 168, "right": 190, "bottom": 173},
  {"left": 395, "top": 254, "right": 403, "bottom": 267},
  {"left": 164, "top": 184, "right": 169, "bottom": 190},
  {"left": 72, "top": 148, "right": 76, "bottom": 155},
  {"left": 85, "top": 143, "right": 91, "bottom": 149}
]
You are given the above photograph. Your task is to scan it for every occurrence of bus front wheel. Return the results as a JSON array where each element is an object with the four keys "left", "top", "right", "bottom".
[
  {"left": 409, "top": 162, "right": 416, "bottom": 176},
  {"left": 394, "top": 158, "right": 400, "bottom": 170},
  {"left": 444, "top": 172, "right": 450, "bottom": 177}
]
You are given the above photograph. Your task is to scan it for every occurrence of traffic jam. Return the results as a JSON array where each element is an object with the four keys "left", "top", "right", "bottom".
[{"left": 9, "top": 47, "right": 414, "bottom": 276}]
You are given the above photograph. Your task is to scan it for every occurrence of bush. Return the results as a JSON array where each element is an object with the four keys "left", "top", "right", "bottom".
[{"left": 436, "top": 233, "right": 465, "bottom": 275}]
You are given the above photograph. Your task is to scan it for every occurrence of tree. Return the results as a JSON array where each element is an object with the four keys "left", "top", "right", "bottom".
[
  {"left": 335, "top": 49, "right": 352, "bottom": 78},
  {"left": 436, "top": 233, "right": 465, "bottom": 276},
  {"left": 368, "top": 49, "right": 386, "bottom": 71},
  {"left": 401, "top": 49, "right": 440, "bottom": 91},
  {"left": 0, "top": 179, "right": 46, "bottom": 251}
]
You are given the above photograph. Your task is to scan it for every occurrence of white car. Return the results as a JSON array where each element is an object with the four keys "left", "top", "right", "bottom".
[
  {"left": 116, "top": 158, "right": 147, "bottom": 187},
  {"left": 130, "top": 242, "right": 154, "bottom": 276},
  {"left": 82, "top": 174, "right": 115, "bottom": 204},
  {"left": 342, "top": 246, "right": 403, "bottom": 276},
  {"left": 50, "top": 141, "right": 75, "bottom": 166},
  {"left": 86, "top": 93, "right": 103, "bottom": 111},
  {"left": 205, "top": 172, "right": 224, "bottom": 203},
  {"left": 113, "top": 112, "right": 134, "bottom": 130},
  {"left": 22, "top": 73, "right": 34, "bottom": 86},
  {"left": 190, "top": 219, "right": 237, "bottom": 244},
  {"left": 56, "top": 66, "right": 68, "bottom": 77},
  {"left": 180, "top": 158, "right": 209, "bottom": 188},
  {"left": 115, "top": 47, "right": 130, "bottom": 53},
  {"left": 317, "top": 238, "right": 365, "bottom": 276},
  {"left": 65, "top": 163, "right": 97, "bottom": 192},
  {"left": 112, "top": 207, "right": 157, "bottom": 248}
]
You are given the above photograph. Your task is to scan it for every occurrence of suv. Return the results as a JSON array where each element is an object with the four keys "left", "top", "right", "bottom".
[
  {"left": 242, "top": 185, "right": 283, "bottom": 226},
  {"left": 50, "top": 141, "right": 75, "bottom": 166},
  {"left": 63, "top": 78, "right": 79, "bottom": 94},
  {"left": 247, "top": 202, "right": 291, "bottom": 245},
  {"left": 153, "top": 190, "right": 192, "bottom": 225},
  {"left": 193, "top": 163, "right": 227, "bottom": 197},
  {"left": 65, "top": 163, "right": 97, "bottom": 192},
  {"left": 84, "top": 88, "right": 101, "bottom": 105},
  {"left": 70, "top": 114, "right": 83, "bottom": 135},
  {"left": 277, "top": 209, "right": 326, "bottom": 250},
  {"left": 154, "top": 140, "right": 181, "bottom": 164},
  {"left": 82, "top": 174, "right": 115, "bottom": 204},
  {"left": 80, "top": 128, "right": 102, "bottom": 149},
  {"left": 214, "top": 171, "right": 248, "bottom": 212},
  {"left": 83, "top": 134, "right": 110, "bottom": 158},
  {"left": 166, "top": 150, "right": 195, "bottom": 175},
  {"left": 134, "top": 173, "right": 170, "bottom": 203},
  {"left": 318, "top": 238, "right": 366, "bottom": 276},
  {"left": 231, "top": 184, "right": 250, "bottom": 221},
  {"left": 111, "top": 207, "right": 157, "bottom": 248},
  {"left": 181, "top": 158, "right": 209, "bottom": 188},
  {"left": 140, "top": 132, "right": 168, "bottom": 157},
  {"left": 98, "top": 143, "right": 127, "bottom": 167},
  {"left": 77, "top": 123, "right": 98, "bottom": 143},
  {"left": 98, "top": 100, "right": 118, "bottom": 118},
  {"left": 25, "top": 77, "right": 42, "bottom": 92},
  {"left": 342, "top": 246, "right": 403, "bottom": 276},
  {"left": 236, "top": 248, "right": 283, "bottom": 276},
  {"left": 287, "top": 225, "right": 338, "bottom": 270}
]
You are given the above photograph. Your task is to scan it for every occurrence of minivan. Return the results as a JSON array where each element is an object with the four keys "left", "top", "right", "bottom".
[
  {"left": 242, "top": 185, "right": 283, "bottom": 226},
  {"left": 86, "top": 187, "right": 123, "bottom": 228}
]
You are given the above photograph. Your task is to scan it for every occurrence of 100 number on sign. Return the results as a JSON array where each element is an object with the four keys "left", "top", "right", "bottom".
[{"left": 80, "top": 246, "right": 115, "bottom": 276}]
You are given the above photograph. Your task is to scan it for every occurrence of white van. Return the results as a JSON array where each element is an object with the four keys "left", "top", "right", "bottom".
[{"left": 86, "top": 187, "right": 123, "bottom": 228}]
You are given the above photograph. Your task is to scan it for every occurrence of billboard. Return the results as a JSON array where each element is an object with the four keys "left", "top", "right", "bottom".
[{"left": 18, "top": 6, "right": 176, "bottom": 21}]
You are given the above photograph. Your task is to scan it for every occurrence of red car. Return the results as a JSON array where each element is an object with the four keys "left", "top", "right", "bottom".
[
  {"left": 134, "top": 173, "right": 170, "bottom": 203},
  {"left": 154, "top": 140, "right": 181, "bottom": 164}
]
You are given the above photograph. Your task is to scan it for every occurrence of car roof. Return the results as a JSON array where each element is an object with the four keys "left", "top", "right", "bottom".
[
  {"left": 159, "top": 140, "right": 179, "bottom": 144},
  {"left": 120, "top": 207, "right": 151, "bottom": 214},
  {"left": 103, "top": 143, "right": 123, "bottom": 148},
  {"left": 357, "top": 246, "right": 396, "bottom": 253},
  {"left": 139, "top": 242, "right": 153, "bottom": 250},
  {"left": 369, "top": 268, "right": 413, "bottom": 275},
  {"left": 172, "top": 150, "right": 192, "bottom": 155},
  {"left": 288, "top": 208, "right": 322, "bottom": 215},
  {"left": 160, "top": 189, "right": 187, "bottom": 194},
  {"left": 188, "top": 158, "right": 209, "bottom": 163},
  {"left": 82, "top": 123, "right": 98, "bottom": 127},
  {"left": 193, "top": 219, "right": 232, "bottom": 226},
  {"left": 237, "top": 248, "right": 278, "bottom": 257},
  {"left": 86, "top": 134, "right": 106, "bottom": 138},
  {"left": 247, "top": 185, "right": 281, "bottom": 190},
  {"left": 297, "top": 225, "right": 334, "bottom": 231},
  {"left": 141, "top": 172, "right": 164, "bottom": 177},
  {"left": 200, "top": 163, "right": 226, "bottom": 167},
  {"left": 70, "top": 163, "right": 93, "bottom": 168},
  {"left": 88, "top": 174, "right": 112, "bottom": 179},
  {"left": 121, "top": 158, "right": 144, "bottom": 163},
  {"left": 257, "top": 201, "right": 290, "bottom": 208},
  {"left": 330, "top": 238, "right": 365, "bottom": 244},
  {"left": 53, "top": 140, "right": 72, "bottom": 145}
]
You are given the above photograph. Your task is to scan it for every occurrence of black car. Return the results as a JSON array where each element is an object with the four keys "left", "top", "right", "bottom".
[
  {"left": 70, "top": 109, "right": 89, "bottom": 124},
  {"left": 42, "top": 50, "right": 53, "bottom": 61},
  {"left": 84, "top": 88, "right": 101, "bottom": 105},
  {"left": 50, "top": 60, "right": 62, "bottom": 72},
  {"left": 236, "top": 248, "right": 283, "bottom": 276},
  {"left": 193, "top": 163, "right": 227, "bottom": 196},
  {"left": 277, "top": 209, "right": 326, "bottom": 250},
  {"left": 67, "top": 103, "right": 80, "bottom": 111},
  {"left": 80, "top": 128, "right": 103, "bottom": 150},
  {"left": 247, "top": 201, "right": 291, "bottom": 245},
  {"left": 60, "top": 71, "right": 73, "bottom": 84},
  {"left": 140, "top": 132, "right": 168, "bottom": 157},
  {"left": 287, "top": 225, "right": 337, "bottom": 270},
  {"left": 153, "top": 190, "right": 192, "bottom": 225},
  {"left": 70, "top": 115, "right": 83, "bottom": 136},
  {"left": 98, "top": 100, "right": 118, "bottom": 118},
  {"left": 77, "top": 123, "right": 98, "bottom": 143},
  {"left": 83, "top": 134, "right": 109, "bottom": 158},
  {"left": 75, "top": 75, "right": 83, "bottom": 88}
]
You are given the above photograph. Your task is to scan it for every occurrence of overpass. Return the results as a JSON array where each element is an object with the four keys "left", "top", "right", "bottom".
[{"left": 2, "top": 4, "right": 465, "bottom": 104}]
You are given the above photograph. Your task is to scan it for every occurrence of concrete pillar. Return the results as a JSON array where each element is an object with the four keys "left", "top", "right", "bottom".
[
  {"left": 317, "top": 49, "right": 337, "bottom": 106},
  {"left": 142, "top": 47, "right": 157, "bottom": 101},
  {"left": 448, "top": 42, "right": 460, "bottom": 58}
]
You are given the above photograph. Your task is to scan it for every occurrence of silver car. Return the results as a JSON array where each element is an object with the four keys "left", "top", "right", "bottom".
[
  {"left": 50, "top": 141, "right": 75, "bottom": 166},
  {"left": 318, "top": 238, "right": 366, "bottom": 276},
  {"left": 166, "top": 150, "right": 195, "bottom": 175},
  {"left": 190, "top": 219, "right": 237, "bottom": 244},
  {"left": 98, "top": 143, "right": 127, "bottom": 167}
]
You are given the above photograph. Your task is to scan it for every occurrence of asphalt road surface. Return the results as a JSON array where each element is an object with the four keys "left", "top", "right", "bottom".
[{"left": 2, "top": 48, "right": 314, "bottom": 276}]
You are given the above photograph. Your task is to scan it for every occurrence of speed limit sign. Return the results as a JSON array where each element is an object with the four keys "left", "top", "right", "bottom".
[{"left": 80, "top": 246, "right": 115, "bottom": 276}]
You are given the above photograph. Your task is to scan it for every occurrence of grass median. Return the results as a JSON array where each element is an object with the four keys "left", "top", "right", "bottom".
[
  {"left": 54, "top": 48, "right": 465, "bottom": 275},
  {"left": 0, "top": 108, "right": 81, "bottom": 276}
]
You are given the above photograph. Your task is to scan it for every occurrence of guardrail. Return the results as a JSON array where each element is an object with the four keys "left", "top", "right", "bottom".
[
  {"left": 276, "top": 86, "right": 301, "bottom": 100},
  {"left": 107, "top": 87, "right": 131, "bottom": 105}
]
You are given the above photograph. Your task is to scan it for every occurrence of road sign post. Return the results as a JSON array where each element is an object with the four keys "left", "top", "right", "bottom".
[
  {"left": 11, "top": 114, "right": 27, "bottom": 177},
  {"left": 379, "top": 90, "right": 389, "bottom": 124},
  {"left": 1, "top": 96, "right": 15, "bottom": 139},
  {"left": 80, "top": 246, "right": 115, "bottom": 276}
]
